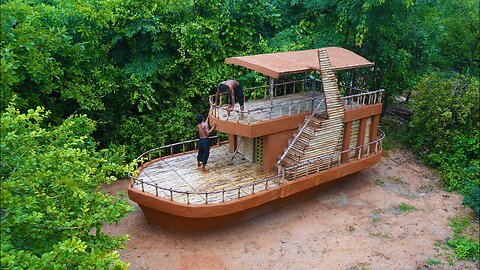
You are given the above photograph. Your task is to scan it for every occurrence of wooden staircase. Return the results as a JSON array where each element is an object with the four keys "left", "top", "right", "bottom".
[{"left": 278, "top": 49, "right": 345, "bottom": 179}]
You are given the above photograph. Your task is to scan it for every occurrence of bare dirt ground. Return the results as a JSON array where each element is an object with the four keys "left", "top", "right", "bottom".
[{"left": 103, "top": 149, "right": 478, "bottom": 270}]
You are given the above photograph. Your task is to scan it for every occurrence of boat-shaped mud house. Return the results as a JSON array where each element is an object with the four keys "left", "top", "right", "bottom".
[{"left": 128, "top": 47, "right": 385, "bottom": 232}]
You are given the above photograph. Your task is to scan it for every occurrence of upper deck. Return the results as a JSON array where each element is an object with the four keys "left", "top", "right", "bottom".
[{"left": 209, "top": 78, "right": 383, "bottom": 138}]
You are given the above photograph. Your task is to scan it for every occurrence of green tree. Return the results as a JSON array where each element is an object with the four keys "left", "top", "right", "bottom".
[
  {"left": 433, "top": 0, "right": 480, "bottom": 75},
  {"left": 1, "top": 0, "right": 282, "bottom": 159},
  {"left": 409, "top": 73, "right": 479, "bottom": 213},
  {"left": 0, "top": 0, "right": 122, "bottom": 115},
  {"left": 91, "top": 0, "right": 281, "bottom": 158},
  {"left": 1, "top": 105, "right": 132, "bottom": 269},
  {"left": 269, "top": 0, "right": 440, "bottom": 98}
]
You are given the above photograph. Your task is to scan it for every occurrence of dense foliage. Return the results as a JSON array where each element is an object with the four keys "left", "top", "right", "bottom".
[
  {"left": 1, "top": 106, "right": 132, "bottom": 269},
  {"left": 1, "top": 0, "right": 479, "bottom": 266},
  {"left": 447, "top": 216, "right": 479, "bottom": 262},
  {"left": 1, "top": 0, "right": 281, "bottom": 159},
  {"left": 2, "top": 0, "right": 478, "bottom": 158},
  {"left": 410, "top": 73, "right": 479, "bottom": 213}
]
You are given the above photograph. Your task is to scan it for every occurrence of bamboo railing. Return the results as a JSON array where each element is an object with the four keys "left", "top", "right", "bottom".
[
  {"left": 129, "top": 130, "right": 385, "bottom": 204},
  {"left": 340, "top": 89, "right": 384, "bottom": 109},
  {"left": 209, "top": 80, "right": 383, "bottom": 124},
  {"left": 278, "top": 130, "right": 385, "bottom": 179},
  {"left": 130, "top": 136, "right": 222, "bottom": 170},
  {"left": 209, "top": 78, "right": 323, "bottom": 124},
  {"left": 276, "top": 99, "right": 326, "bottom": 172},
  {"left": 209, "top": 97, "right": 317, "bottom": 124}
]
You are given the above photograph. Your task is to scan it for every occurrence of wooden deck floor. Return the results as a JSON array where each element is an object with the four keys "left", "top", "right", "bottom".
[
  {"left": 133, "top": 144, "right": 284, "bottom": 204},
  {"left": 216, "top": 91, "right": 326, "bottom": 124}
]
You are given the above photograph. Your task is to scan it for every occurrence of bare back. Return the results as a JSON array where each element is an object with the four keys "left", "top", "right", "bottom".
[
  {"left": 219, "top": 80, "right": 239, "bottom": 91},
  {"left": 197, "top": 122, "right": 209, "bottom": 138}
]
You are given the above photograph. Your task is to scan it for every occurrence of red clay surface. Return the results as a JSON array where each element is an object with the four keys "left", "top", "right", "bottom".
[{"left": 103, "top": 149, "right": 478, "bottom": 270}]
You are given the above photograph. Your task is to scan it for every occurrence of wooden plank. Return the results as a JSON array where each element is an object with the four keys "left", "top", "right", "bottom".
[{"left": 132, "top": 145, "right": 277, "bottom": 203}]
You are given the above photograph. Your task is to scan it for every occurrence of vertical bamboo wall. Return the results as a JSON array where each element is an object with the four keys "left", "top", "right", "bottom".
[{"left": 237, "top": 136, "right": 255, "bottom": 162}]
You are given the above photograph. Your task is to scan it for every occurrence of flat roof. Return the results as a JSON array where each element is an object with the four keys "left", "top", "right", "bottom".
[{"left": 225, "top": 47, "right": 374, "bottom": 78}]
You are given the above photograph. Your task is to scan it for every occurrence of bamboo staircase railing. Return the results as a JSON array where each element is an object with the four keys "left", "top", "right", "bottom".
[
  {"left": 276, "top": 99, "right": 327, "bottom": 167},
  {"left": 277, "top": 49, "right": 346, "bottom": 179}
]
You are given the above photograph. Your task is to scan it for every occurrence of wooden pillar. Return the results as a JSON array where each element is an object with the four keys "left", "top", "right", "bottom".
[
  {"left": 311, "top": 78, "right": 316, "bottom": 110},
  {"left": 341, "top": 122, "right": 352, "bottom": 163},
  {"left": 356, "top": 118, "right": 368, "bottom": 158},
  {"left": 269, "top": 77, "right": 274, "bottom": 106},
  {"left": 303, "top": 72, "right": 307, "bottom": 92},
  {"left": 228, "top": 134, "right": 237, "bottom": 153},
  {"left": 369, "top": 114, "right": 380, "bottom": 153},
  {"left": 231, "top": 65, "right": 235, "bottom": 79},
  {"left": 349, "top": 70, "right": 355, "bottom": 96}
]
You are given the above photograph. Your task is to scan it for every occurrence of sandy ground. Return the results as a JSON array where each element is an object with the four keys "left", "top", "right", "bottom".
[{"left": 103, "top": 149, "right": 478, "bottom": 270}]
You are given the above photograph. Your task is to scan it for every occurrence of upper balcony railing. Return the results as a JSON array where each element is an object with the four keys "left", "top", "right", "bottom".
[
  {"left": 209, "top": 79, "right": 384, "bottom": 124},
  {"left": 209, "top": 78, "right": 323, "bottom": 124},
  {"left": 224, "top": 78, "right": 316, "bottom": 104},
  {"left": 339, "top": 84, "right": 384, "bottom": 110}
]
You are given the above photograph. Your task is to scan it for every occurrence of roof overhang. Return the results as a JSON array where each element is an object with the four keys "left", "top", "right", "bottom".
[{"left": 225, "top": 47, "right": 374, "bottom": 78}]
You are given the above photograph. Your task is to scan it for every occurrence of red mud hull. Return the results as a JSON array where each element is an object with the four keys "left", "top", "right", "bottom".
[{"left": 128, "top": 151, "right": 382, "bottom": 232}]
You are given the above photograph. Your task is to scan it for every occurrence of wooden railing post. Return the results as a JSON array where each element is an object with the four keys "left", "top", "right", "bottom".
[{"left": 341, "top": 122, "right": 352, "bottom": 163}]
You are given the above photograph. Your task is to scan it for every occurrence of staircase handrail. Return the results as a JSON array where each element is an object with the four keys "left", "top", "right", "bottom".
[
  {"left": 276, "top": 98, "right": 326, "bottom": 168},
  {"left": 282, "top": 129, "right": 385, "bottom": 172}
]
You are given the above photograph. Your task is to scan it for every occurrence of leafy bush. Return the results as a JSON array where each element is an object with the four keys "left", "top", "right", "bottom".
[
  {"left": 446, "top": 236, "right": 479, "bottom": 261},
  {"left": 1, "top": 105, "right": 132, "bottom": 269},
  {"left": 410, "top": 73, "right": 480, "bottom": 214},
  {"left": 379, "top": 114, "right": 410, "bottom": 150},
  {"left": 463, "top": 183, "right": 480, "bottom": 215},
  {"left": 446, "top": 217, "right": 479, "bottom": 261}
]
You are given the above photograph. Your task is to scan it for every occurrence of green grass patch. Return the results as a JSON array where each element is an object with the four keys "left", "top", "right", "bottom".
[
  {"left": 390, "top": 176, "right": 407, "bottom": 185},
  {"left": 426, "top": 258, "right": 441, "bottom": 265},
  {"left": 449, "top": 216, "right": 471, "bottom": 234},
  {"left": 445, "top": 216, "right": 480, "bottom": 261},
  {"left": 397, "top": 203, "right": 417, "bottom": 212},
  {"left": 446, "top": 236, "right": 479, "bottom": 261},
  {"left": 386, "top": 176, "right": 409, "bottom": 186},
  {"left": 373, "top": 178, "right": 385, "bottom": 186}
]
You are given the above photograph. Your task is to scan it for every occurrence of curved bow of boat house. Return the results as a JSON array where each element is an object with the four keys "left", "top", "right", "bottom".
[{"left": 128, "top": 47, "right": 385, "bottom": 232}]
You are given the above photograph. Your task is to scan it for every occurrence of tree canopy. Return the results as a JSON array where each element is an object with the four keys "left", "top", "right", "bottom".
[
  {"left": 2, "top": 0, "right": 478, "bottom": 158},
  {"left": 1, "top": 105, "right": 132, "bottom": 269},
  {"left": 1, "top": 0, "right": 479, "bottom": 266}
]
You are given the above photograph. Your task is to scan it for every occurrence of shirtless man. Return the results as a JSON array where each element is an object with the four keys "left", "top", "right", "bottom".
[
  {"left": 196, "top": 114, "right": 216, "bottom": 173},
  {"left": 215, "top": 79, "right": 244, "bottom": 112}
]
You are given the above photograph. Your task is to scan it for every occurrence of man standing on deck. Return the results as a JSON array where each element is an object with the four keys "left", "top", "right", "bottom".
[
  {"left": 196, "top": 114, "right": 216, "bottom": 173},
  {"left": 215, "top": 79, "right": 244, "bottom": 112}
]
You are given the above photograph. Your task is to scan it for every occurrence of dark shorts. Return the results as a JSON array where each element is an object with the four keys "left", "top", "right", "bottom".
[
  {"left": 197, "top": 138, "right": 210, "bottom": 165},
  {"left": 220, "top": 83, "right": 244, "bottom": 107}
]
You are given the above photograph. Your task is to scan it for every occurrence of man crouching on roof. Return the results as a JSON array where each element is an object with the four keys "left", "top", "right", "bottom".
[
  {"left": 215, "top": 80, "right": 245, "bottom": 114},
  {"left": 196, "top": 114, "right": 216, "bottom": 173}
]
